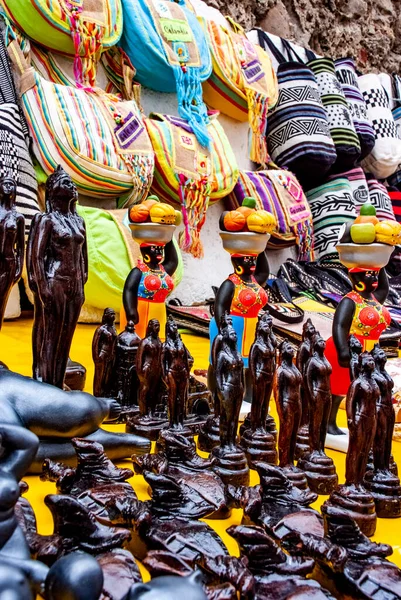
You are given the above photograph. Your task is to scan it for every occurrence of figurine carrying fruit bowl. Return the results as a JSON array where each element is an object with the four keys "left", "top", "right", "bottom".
[
  {"left": 122, "top": 196, "right": 181, "bottom": 339},
  {"left": 325, "top": 200, "right": 401, "bottom": 436},
  {"left": 208, "top": 198, "right": 277, "bottom": 403}
]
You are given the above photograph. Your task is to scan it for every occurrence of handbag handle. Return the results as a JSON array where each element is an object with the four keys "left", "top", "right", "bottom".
[
  {"left": 392, "top": 74, "right": 401, "bottom": 108},
  {"left": 256, "top": 29, "right": 287, "bottom": 65}
]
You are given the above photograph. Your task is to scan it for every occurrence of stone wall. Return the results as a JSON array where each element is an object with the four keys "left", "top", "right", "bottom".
[{"left": 206, "top": 0, "right": 401, "bottom": 73}]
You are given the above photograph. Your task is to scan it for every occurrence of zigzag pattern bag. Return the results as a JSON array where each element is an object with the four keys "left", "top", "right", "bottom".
[
  {"left": 227, "top": 168, "right": 314, "bottom": 261},
  {"left": 1, "top": 0, "right": 122, "bottom": 87},
  {"left": 121, "top": 0, "right": 212, "bottom": 147},
  {"left": 0, "top": 31, "right": 38, "bottom": 234},
  {"left": 8, "top": 38, "right": 154, "bottom": 207},
  {"left": 259, "top": 32, "right": 336, "bottom": 190},
  {"left": 145, "top": 112, "right": 238, "bottom": 257},
  {"left": 198, "top": 14, "right": 277, "bottom": 164}
]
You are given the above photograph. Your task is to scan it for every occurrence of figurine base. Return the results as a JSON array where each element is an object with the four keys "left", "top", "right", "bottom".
[
  {"left": 126, "top": 413, "right": 169, "bottom": 441},
  {"left": 197, "top": 416, "right": 220, "bottom": 452},
  {"left": 156, "top": 425, "right": 194, "bottom": 452},
  {"left": 211, "top": 445, "right": 250, "bottom": 487},
  {"left": 298, "top": 451, "right": 338, "bottom": 495},
  {"left": 295, "top": 424, "right": 311, "bottom": 460},
  {"left": 325, "top": 429, "right": 349, "bottom": 453},
  {"left": 364, "top": 469, "right": 401, "bottom": 518},
  {"left": 240, "top": 427, "right": 277, "bottom": 469},
  {"left": 322, "top": 484, "right": 377, "bottom": 537},
  {"left": 239, "top": 413, "right": 278, "bottom": 439},
  {"left": 281, "top": 465, "right": 310, "bottom": 491}
]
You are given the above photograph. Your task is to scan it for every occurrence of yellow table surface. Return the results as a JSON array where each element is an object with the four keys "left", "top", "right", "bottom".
[{"left": 2, "top": 316, "right": 401, "bottom": 582}]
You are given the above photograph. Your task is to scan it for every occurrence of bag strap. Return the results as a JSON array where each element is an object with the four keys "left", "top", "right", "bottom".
[
  {"left": 392, "top": 74, "right": 401, "bottom": 109},
  {"left": 256, "top": 29, "right": 287, "bottom": 64},
  {"left": 281, "top": 39, "right": 303, "bottom": 63}
]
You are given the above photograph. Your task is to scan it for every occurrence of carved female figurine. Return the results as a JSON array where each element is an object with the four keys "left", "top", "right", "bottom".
[
  {"left": 209, "top": 250, "right": 269, "bottom": 403},
  {"left": 137, "top": 319, "right": 163, "bottom": 418},
  {"left": 306, "top": 336, "right": 333, "bottom": 455},
  {"left": 111, "top": 321, "right": 141, "bottom": 409},
  {"left": 274, "top": 340, "right": 302, "bottom": 469},
  {"left": 27, "top": 166, "right": 88, "bottom": 388},
  {"left": 371, "top": 345, "right": 395, "bottom": 474},
  {"left": 325, "top": 268, "right": 390, "bottom": 435},
  {"left": 295, "top": 319, "right": 316, "bottom": 454},
  {"left": 123, "top": 241, "right": 178, "bottom": 340},
  {"left": 349, "top": 334, "right": 363, "bottom": 381},
  {"left": 162, "top": 316, "right": 192, "bottom": 429},
  {"left": 215, "top": 314, "right": 245, "bottom": 450},
  {"left": 0, "top": 177, "right": 24, "bottom": 331},
  {"left": 249, "top": 312, "right": 277, "bottom": 432},
  {"left": 92, "top": 308, "right": 117, "bottom": 397}
]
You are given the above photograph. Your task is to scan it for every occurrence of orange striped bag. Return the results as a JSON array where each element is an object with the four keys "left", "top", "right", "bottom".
[{"left": 145, "top": 112, "right": 239, "bottom": 258}]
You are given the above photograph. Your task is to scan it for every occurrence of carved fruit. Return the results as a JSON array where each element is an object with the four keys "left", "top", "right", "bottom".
[
  {"left": 150, "top": 202, "right": 176, "bottom": 225},
  {"left": 247, "top": 210, "right": 276, "bottom": 234},
  {"left": 129, "top": 203, "right": 150, "bottom": 223},
  {"left": 375, "top": 220, "right": 401, "bottom": 245},
  {"left": 175, "top": 210, "right": 183, "bottom": 226},
  {"left": 237, "top": 197, "right": 257, "bottom": 219},
  {"left": 350, "top": 222, "right": 376, "bottom": 244},
  {"left": 143, "top": 195, "right": 160, "bottom": 210},
  {"left": 223, "top": 210, "right": 246, "bottom": 232}
]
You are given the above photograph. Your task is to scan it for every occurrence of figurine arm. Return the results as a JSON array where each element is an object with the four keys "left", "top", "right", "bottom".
[
  {"left": 254, "top": 250, "right": 270, "bottom": 286},
  {"left": 163, "top": 239, "right": 178, "bottom": 276},
  {"left": 81, "top": 220, "right": 89, "bottom": 285},
  {"left": 26, "top": 214, "right": 41, "bottom": 291},
  {"left": 214, "top": 280, "right": 235, "bottom": 331},
  {"left": 249, "top": 344, "right": 259, "bottom": 381},
  {"left": 333, "top": 297, "right": 355, "bottom": 368},
  {"left": 346, "top": 381, "right": 359, "bottom": 427},
  {"left": 14, "top": 215, "right": 25, "bottom": 284},
  {"left": 0, "top": 424, "right": 39, "bottom": 481},
  {"left": 31, "top": 217, "right": 52, "bottom": 303},
  {"left": 305, "top": 359, "right": 316, "bottom": 400},
  {"left": 374, "top": 268, "right": 389, "bottom": 305},
  {"left": 123, "top": 267, "right": 141, "bottom": 324},
  {"left": 215, "top": 354, "right": 227, "bottom": 390}
]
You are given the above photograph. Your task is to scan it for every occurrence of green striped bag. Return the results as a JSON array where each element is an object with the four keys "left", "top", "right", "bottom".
[
  {"left": 8, "top": 39, "right": 154, "bottom": 207},
  {"left": 145, "top": 112, "right": 238, "bottom": 258},
  {"left": 2, "top": 0, "right": 122, "bottom": 87}
]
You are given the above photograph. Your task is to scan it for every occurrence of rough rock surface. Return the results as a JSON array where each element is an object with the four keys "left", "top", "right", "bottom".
[{"left": 206, "top": 0, "right": 401, "bottom": 73}]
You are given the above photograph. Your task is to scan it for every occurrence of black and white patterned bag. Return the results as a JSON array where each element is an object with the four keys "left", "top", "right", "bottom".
[
  {"left": 0, "top": 30, "right": 38, "bottom": 234},
  {"left": 359, "top": 73, "right": 401, "bottom": 180}
]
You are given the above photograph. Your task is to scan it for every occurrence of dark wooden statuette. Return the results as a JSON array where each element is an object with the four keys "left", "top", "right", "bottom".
[
  {"left": 27, "top": 165, "right": 88, "bottom": 388},
  {"left": 0, "top": 177, "right": 24, "bottom": 332},
  {"left": 295, "top": 318, "right": 316, "bottom": 458},
  {"left": 274, "top": 340, "right": 310, "bottom": 491},
  {"left": 0, "top": 368, "right": 150, "bottom": 472},
  {"left": 110, "top": 320, "right": 141, "bottom": 415},
  {"left": 126, "top": 319, "right": 168, "bottom": 441},
  {"left": 92, "top": 308, "right": 117, "bottom": 397},
  {"left": 364, "top": 345, "right": 401, "bottom": 518},
  {"left": 298, "top": 335, "right": 338, "bottom": 494},
  {"left": 322, "top": 352, "right": 379, "bottom": 537},
  {"left": 240, "top": 312, "right": 278, "bottom": 468},
  {"left": 349, "top": 334, "right": 363, "bottom": 381},
  {"left": 211, "top": 314, "right": 250, "bottom": 487}
]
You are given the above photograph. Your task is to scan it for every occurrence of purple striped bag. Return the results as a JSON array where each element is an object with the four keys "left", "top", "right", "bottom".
[{"left": 226, "top": 168, "right": 314, "bottom": 260}]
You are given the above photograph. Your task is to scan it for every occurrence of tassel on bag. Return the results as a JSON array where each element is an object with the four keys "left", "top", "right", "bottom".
[{"left": 178, "top": 173, "right": 212, "bottom": 258}]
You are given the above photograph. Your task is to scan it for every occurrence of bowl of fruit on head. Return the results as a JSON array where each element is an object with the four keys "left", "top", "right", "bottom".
[
  {"left": 336, "top": 200, "right": 401, "bottom": 269},
  {"left": 127, "top": 196, "right": 182, "bottom": 245},
  {"left": 219, "top": 197, "right": 277, "bottom": 255}
]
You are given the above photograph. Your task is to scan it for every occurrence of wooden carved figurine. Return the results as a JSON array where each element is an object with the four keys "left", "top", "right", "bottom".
[
  {"left": 0, "top": 177, "right": 24, "bottom": 332},
  {"left": 323, "top": 353, "right": 379, "bottom": 537},
  {"left": 349, "top": 334, "right": 363, "bottom": 381},
  {"left": 298, "top": 335, "right": 338, "bottom": 494},
  {"left": 211, "top": 314, "right": 249, "bottom": 487},
  {"left": 325, "top": 268, "right": 390, "bottom": 436},
  {"left": 111, "top": 320, "right": 141, "bottom": 412},
  {"left": 240, "top": 312, "right": 278, "bottom": 467},
  {"left": 92, "top": 308, "right": 117, "bottom": 397},
  {"left": 162, "top": 316, "right": 192, "bottom": 431},
  {"left": 123, "top": 240, "right": 178, "bottom": 341},
  {"left": 274, "top": 340, "right": 309, "bottom": 490},
  {"left": 126, "top": 319, "right": 168, "bottom": 441},
  {"left": 365, "top": 345, "right": 401, "bottom": 517},
  {"left": 27, "top": 165, "right": 88, "bottom": 388},
  {"left": 295, "top": 318, "right": 316, "bottom": 457}
]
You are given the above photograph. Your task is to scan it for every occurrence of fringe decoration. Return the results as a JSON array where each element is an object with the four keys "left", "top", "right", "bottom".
[
  {"left": 295, "top": 219, "right": 315, "bottom": 262},
  {"left": 178, "top": 173, "right": 211, "bottom": 258},
  {"left": 174, "top": 65, "right": 211, "bottom": 149},
  {"left": 246, "top": 88, "right": 270, "bottom": 165}
]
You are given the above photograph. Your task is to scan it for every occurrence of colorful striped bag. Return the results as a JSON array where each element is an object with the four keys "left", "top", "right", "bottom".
[
  {"left": 8, "top": 38, "right": 154, "bottom": 207},
  {"left": 196, "top": 11, "right": 277, "bottom": 164},
  {"left": 121, "top": 0, "right": 212, "bottom": 148},
  {"left": 227, "top": 168, "right": 315, "bottom": 261},
  {"left": 1, "top": 0, "right": 122, "bottom": 87},
  {"left": 145, "top": 112, "right": 238, "bottom": 258}
]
